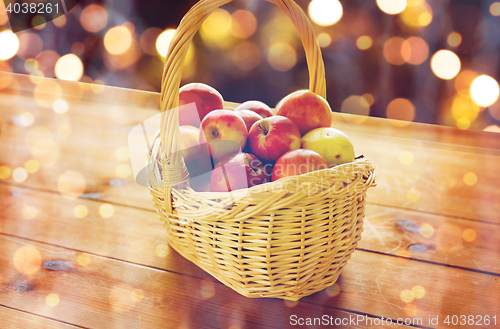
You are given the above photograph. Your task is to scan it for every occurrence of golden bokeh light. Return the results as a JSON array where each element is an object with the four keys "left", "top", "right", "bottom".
[
  {"left": 430, "top": 50, "right": 461, "bottom": 80},
  {"left": 32, "top": 15, "right": 46, "bottom": 30},
  {"left": 156, "top": 29, "right": 176, "bottom": 57},
  {"left": 13, "top": 112, "right": 35, "bottom": 127},
  {"left": 317, "top": 33, "right": 332, "bottom": 48},
  {"left": 383, "top": 37, "right": 406, "bottom": 65},
  {"left": 91, "top": 80, "right": 106, "bottom": 94},
  {"left": 420, "top": 223, "right": 434, "bottom": 238},
  {"left": 201, "top": 9, "right": 232, "bottom": 40},
  {"left": 399, "top": 151, "right": 415, "bottom": 165},
  {"left": 0, "top": 30, "right": 20, "bottom": 61},
  {"left": 484, "top": 125, "right": 500, "bottom": 133},
  {"left": 200, "top": 280, "right": 216, "bottom": 299},
  {"left": 233, "top": 41, "right": 261, "bottom": 71},
  {"left": 58, "top": 171, "right": 86, "bottom": 199},
  {"left": 451, "top": 93, "right": 480, "bottom": 127},
  {"left": 341, "top": 95, "right": 370, "bottom": 122},
  {"left": 25, "top": 160, "right": 40, "bottom": 174},
  {"left": 140, "top": 28, "right": 162, "bottom": 55},
  {"left": 46, "top": 293, "right": 60, "bottom": 307},
  {"left": 361, "top": 93, "right": 375, "bottom": 106},
  {"left": 104, "top": 26, "right": 133, "bottom": 55},
  {"left": 0, "top": 166, "right": 11, "bottom": 180},
  {"left": 155, "top": 244, "right": 169, "bottom": 257},
  {"left": 77, "top": 253, "right": 92, "bottom": 267},
  {"left": 447, "top": 32, "right": 462, "bottom": 47},
  {"left": 490, "top": 2, "right": 500, "bottom": 16},
  {"left": 99, "top": 203, "right": 114, "bottom": 219},
  {"left": 401, "top": 37, "right": 429, "bottom": 65},
  {"left": 53, "top": 99, "right": 69, "bottom": 114},
  {"left": 13, "top": 245, "right": 42, "bottom": 275},
  {"left": 404, "top": 304, "right": 418, "bottom": 317},
  {"left": 109, "top": 284, "right": 136, "bottom": 313},
  {"left": 463, "top": 228, "right": 477, "bottom": 242},
  {"left": 81, "top": 5, "right": 108, "bottom": 32},
  {"left": 456, "top": 117, "right": 470, "bottom": 130},
  {"left": 463, "top": 172, "right": 477, "bottom": 186},
  {"left": 13, "top": 168, "right": 28, "bottom": 182},
  {"left": 325, "top": 283, "right": 341, "bottom": 298},
  {"left": 469, "top": 75, "right": 500, "bottom": 108},
  {"left": 356, "top": 36, "right": 373, "bottom": 50},
  {"left": 74, "top": 205, "right": 89, "bottom": 218},
  {"left": 407, "top": 188, "right": 421, "bottom": 202},
  {"left": 400, "top": 289, "right": 414, "bottom": 303},
  {"left": 34, "top": 79, "right": 62, "bottom": 108},
  {"left": 454, "top": 70, "right": 478, "bottom": 93},
  {"left": 412, "top": 285, "right": 425, "bottom": 299},
  {"left": 115, "top": 164, "right": 132, "bottom": 179},
  {"left": 22, "top": 206, "right": 37, "bottom": 219},
  {"left": 130, "top": 289, "right": 144, "bottom": 303},
  {"left": 401, "top": 0, "right": 433, "bottom": 28},
  {"left": 231, "top": 10, "right": 257, "bottom": 38},
  {"left": 268, "top": 42, "right": 297, "bottom": 71},
  {"left": 116, "top": 147, "right": 130, "bottom": 161},
  {"left": 284, "top": 300, "right": 299, "bottom": 308},
  {"left": 53, "top": 14, "right": 67, "bottom": 28},
  {"left": 55, "top": 54, "right": 84, "bottom": 81},
  {"left": 377, "top": 0, "right": 407, "bottom": 15},
  {"left": 386, "top": 98, "right": 415, "bottom": 123},
  {"left": 308, "top": 0, "right": 343, "bottom": 26}
]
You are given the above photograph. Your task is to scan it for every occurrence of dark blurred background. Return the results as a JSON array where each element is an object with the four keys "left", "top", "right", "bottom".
[{"left": 1, "top": 0, "right": 499, "bottom": 132}]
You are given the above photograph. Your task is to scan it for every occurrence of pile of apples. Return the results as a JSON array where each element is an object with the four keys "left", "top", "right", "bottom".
[{"left": 172, "top": 83, "right": 355, "bottom": 192}]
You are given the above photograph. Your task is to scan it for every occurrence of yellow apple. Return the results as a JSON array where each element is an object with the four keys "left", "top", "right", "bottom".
[{"left": 301, "top": 127, "right": 355, "bottom": 166}]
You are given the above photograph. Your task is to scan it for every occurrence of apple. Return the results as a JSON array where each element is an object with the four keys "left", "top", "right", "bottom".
[
  {"left": 248, "top": 116, "right": 301, "bottom": 163},
  {"left": 301, "top": 127, "right": 355, "bottom": 166},
  {"left": 275, "top": 90, "right": 332, "bottom": 135},
  {"left": 234, "top": 100, "right": 274, "bottom": 118},
  {"left": 179, "top": 83, "right": 224, "bottom": 127},
  {"left": 210, "top": 152, "right": 271, "bottom": 192},
  {"left": 178, "top": 125, "right": 213, "bottom": 177},
  {"left": 200, "top": 110, "right": 248, "bottom": 160},
  {"left": 235, "top": 109, "right": 263, "bottom": 132},
  {"left": 272, "top": 149, "right": 329, "bottom": 181}
]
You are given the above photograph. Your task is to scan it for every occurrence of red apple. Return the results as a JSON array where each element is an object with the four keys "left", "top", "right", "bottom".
[
  {"left": 235, "top": 109, "right": 263, "bottom": 132},
  {"left": 248, "top": 116, "right": 301, "bottom": 163},
  {"left": 272, "top": 149, "right": 329, "bottom": 181},
  {"left": 234, "top": 100, "right": 274, "bottom": 118},
  {"left": 276, "top": 90, "right": 332, "bottom": 135},
  {"left": 179, "top": 83, "right": 224, "bottom": 127},
  {"left": 200, "top": 110, "right": 248, "bottom": 160},
  {"left": 210, "top": 152, "right": 271, "bottom": 192}
]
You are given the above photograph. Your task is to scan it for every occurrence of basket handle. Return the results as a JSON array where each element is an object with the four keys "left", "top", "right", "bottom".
[{"left": 158, "top": 0, "right": 326, "bottom": 188}]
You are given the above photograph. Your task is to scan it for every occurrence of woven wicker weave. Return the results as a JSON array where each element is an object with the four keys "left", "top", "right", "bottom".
[{"left": 148, "top": 0, "right": 376, "bottom": 301}]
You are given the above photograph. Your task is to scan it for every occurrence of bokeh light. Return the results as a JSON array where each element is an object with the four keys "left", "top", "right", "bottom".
[
  {"left": 201, "top": 9, "right": 232, "bottom": 40},
  {"left": 341, "top": 95, "right": 370, "bottom": 118},
  {"left": 155, "top": 244, "right": 170, "bottom": 257},
  {"left": 411, "top": 285, "right": 425, "bottom": 299},
  {"left": 13, "top": 245, "right": 42, "bottom": 275},
  {"left": 22, "top": 206, "right": 37, "bottom": 219},
  {"left": 58, "top": 171, "right": 86, "bottom": 198},
  {"left": 469, "top": 75, "right": 500, "bottom": 107},
  {"left": 484, "top": 125, "right": 500, "bottom": 133},
  {"left": 233, "top": 42, "right": 261, "bottom": 71},
  {"left": 356, "top": 36, "right": 373, "bottom": 50},
  {"left": 308, "top": 0, "right": 343, "bottom": 26},
  {"left": 55, "top": 54, "right": 84, "bottom": 81},
  {"left": 0, "top": 166, "right": 11, "bottom": 179},
  {"left": 13, "top": 168, "right": 28, "bottom": 182},
  {"left": 325, "top": 283, "right": 341, "bottom": 297},
  {"left": 17, "top": 33, "right": 43, "bottom": 60},
  {"left": 46, "top": 293, "right": 60, "bottom": 307},
  {"left": 463, "top": 229, "right": 477, "bottom": 242},
  {"left": 71, "top": 42, "right": 85, "bottom": 56},
  {"left": 463, "top": 172, "right": 477, "bottom": 186},
  {"left": 268, "top": 42, "right": 297, "bottom": 71},
  {"left": 386, "top": 98, "right": 415, "bottom": 122},
  {"left": 451, "top": 93, "right": 480, "bottom": 125},
  {"left": 32, "top": 15, "right": 46, "bottom": 30},
  {"left": 131, "top": 289, "right": 144, "bottom": 303},
  {"left": 400, "top": 0, "right": 433, "bottom": 27},
  {"left": 74, "top": 205, "right": 89, "bottom": 218},
  {"left": 25, "top": 160, "right": 40, "bottom": 174},
  {"left": 400, "top": 289, "right": 414, "bottom": 303},
  {"left": 53, "top": 14, "right": 67, "bottom": 28},
  {"left": 77, "top": 253, "right": 92, "bottom": 267},
  {"left": 116, "top": 147, "right": 130, "bottom": 161},
  {"left": 115, "top": 164, "right": 132, "bottom": 178},
  {"left": 53, "top": 99, "right": 69, "bottom": 114},
  {"left": 407, "top": 188, "right": 421, "bottom": 202},
  {"left": 430, "top": 50, "right": 461, "bottom": 80},
  {"left": 399, "top": 151, "right": 414, "bottom": 165},
  {"left": 0, "top": 30, "right": 20, "bottom": 61},
  {"left": 99, "top": 204, "right": 114, "bottom": 218},
  {"left": 404, "top": 304, "right": 418, "bottom": 317},
  {"left": 383, "top": 37, "right": 406, "bottom": 65},
  {"left": 109, "top": 284, "right": 136, "bottom": 313},
  {"left": 447, "top": 32, "right": 462, "bottom": 47},
  {"left": 80, "top": 5, "right": 108, "bottom": 33},
  {"left": 401, "top": 37, "right": 429, "bottom": 65},
  {"left": 490, "top": 2, "right": 500, "bottom": 16},
  {"left": 200, "top": 279, "right": 216, "bottom": 299},
  {"left": 420, "top": 223, "right": 434, "bottom": 238},
  {"left": 377, "top": 0, "right": 407, "bottom": 15},
  {"left": 34, "top": 78, "right": 62, "bottom": 108},
  {"left": 156, "top": 29, "right": 176, "bottom": 57},
  {"left": 317, "top": 33, "right": 332, "bottom": 48},
  {"left": 140, "top": 28, "right": 162, "bottom": 55},
  {"left": 231, "top": 10, "right": 257, "bottom": 38},
  {"left": 454, "top": 70, "right": 478, "bottom": 93},
  {"left": 104, "top": 26, "right": 133, "bottom": 55}
]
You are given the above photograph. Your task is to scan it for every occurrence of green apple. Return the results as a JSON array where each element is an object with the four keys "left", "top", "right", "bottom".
[{"left": 301, "top": 127, "right": 355, "bottom": 166}]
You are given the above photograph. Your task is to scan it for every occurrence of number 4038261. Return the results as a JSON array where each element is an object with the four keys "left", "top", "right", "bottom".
[
  {"left": 5, "top": 2, "right": 59, "bottom": 14},
  {"left": 444, "top": 315, "right": 496, "bottom": 326}
]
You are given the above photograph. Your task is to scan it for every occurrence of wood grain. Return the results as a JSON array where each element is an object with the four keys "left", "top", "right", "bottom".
[{"left": 0, "top": 306, "right": 81, "bottom": 329}]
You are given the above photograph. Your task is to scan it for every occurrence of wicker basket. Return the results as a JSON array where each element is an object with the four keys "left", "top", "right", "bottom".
[{"left": 148, "top": 0, "right": 376, "bottom": 301}]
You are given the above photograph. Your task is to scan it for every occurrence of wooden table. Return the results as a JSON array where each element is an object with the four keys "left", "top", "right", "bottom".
[{"left": 1, "top": 72, "right": 499, "bottom": 328}]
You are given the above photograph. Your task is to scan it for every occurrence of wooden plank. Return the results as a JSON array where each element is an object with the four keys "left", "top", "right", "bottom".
[
  {"left": 0, "top": 306, "right": 82, "bottom": 329},
  {"left": 1, "top": 92, "right": 499, "bottom": 224},
  {"left": 0, "top": 236, "right": 407, "bottom": 329},
  {"left": 2, "top": 181, "right": 499, "bottom": 276}
]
